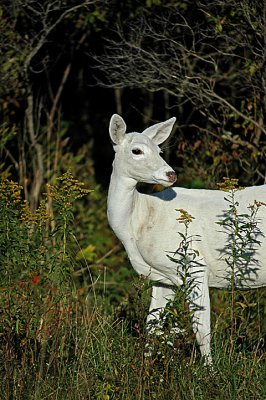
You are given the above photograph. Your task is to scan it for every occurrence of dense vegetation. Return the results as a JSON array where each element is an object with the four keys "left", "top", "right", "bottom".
[{"left": 0, "top": 1, "right": 265, "bottom": 398}]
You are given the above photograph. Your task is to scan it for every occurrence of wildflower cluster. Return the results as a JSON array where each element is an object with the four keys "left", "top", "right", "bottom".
[
  {"left": 217, "top": 177, "right": 244, "bottom": 192},
  {"left": 176, "top": 208, "right": 195, "bottom": 224},
  {"left": 0, "top": 171, "right": 93, "bottom": 383},
  {"left": 254, "top": 200, "right": 266, "bottom": 208},
  {"left": 21, "top": 200, "right": 51, "bottom": 231},
  {"left": 0, "top": 178, "right": 51, "bottom": 230},
  {"left": 0, "top": 178, "right": 22, "bottom": 205},
  {"left": 47, "top": 170, "right": 93, "bottom": 212}
]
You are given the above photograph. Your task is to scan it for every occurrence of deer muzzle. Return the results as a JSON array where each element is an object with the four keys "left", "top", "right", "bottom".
[{"left": 166, "top": 171, "right": 177, "bottom": 183}]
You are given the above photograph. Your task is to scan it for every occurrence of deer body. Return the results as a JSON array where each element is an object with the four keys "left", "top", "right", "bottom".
[{"left": 107, "top": 114, "right": 266, "bottom": 363}]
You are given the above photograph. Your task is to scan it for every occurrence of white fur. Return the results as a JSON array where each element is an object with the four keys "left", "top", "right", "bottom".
[{"left": 107, "top": 114, "right": 266, "bottom": 363}]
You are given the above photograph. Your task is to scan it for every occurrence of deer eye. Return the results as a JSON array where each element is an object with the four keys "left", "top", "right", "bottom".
[{"left": 132, "top": 148, "right": 143, "bottom": 155}]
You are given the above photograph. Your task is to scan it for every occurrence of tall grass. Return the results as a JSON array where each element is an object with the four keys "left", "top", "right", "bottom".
[{"left": 0, "top": 175, "right": 265, "bottom": 399}]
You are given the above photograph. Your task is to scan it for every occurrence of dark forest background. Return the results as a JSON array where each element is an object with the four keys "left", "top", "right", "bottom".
[
  {"left": 1, "top": 0, "right": 266, "bottom": 203},
  {"left": 1, "top": 1, "right": 266, "bottom": 398}
]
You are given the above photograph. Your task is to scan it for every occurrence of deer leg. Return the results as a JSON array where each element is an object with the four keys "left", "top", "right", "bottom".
[
  {"left": 189, "top": 275, "right": 212, "bottom": 365},
  {"left": 147, "top": 284, "right": 176, "bottom": 328},
  {"left": 145, "top": 284, "right": 176, "bottom": 357}
]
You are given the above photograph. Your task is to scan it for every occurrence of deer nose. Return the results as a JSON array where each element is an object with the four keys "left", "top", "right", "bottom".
[{"left": 166, "top": 171, "right": 177, "bottom": 183}]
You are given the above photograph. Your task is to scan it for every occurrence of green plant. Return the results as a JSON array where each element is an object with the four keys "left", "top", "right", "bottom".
[
  {"left": 0, "top": 172, "right": 92, "bottom": 398},
  {"left": 216, "top": 177, "right": 266, "bottom": 357},
  {"left": 0, "top": 172, "right": 265, "bottom": 399},
  {"left": 170, "top": 209, "right": 204, "bottom": 308},
  {"left": 144, "top": 209, "right": 205, "bottom": 363}
]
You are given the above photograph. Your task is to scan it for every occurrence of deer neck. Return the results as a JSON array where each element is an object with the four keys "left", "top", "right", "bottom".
[{"left": 107, "top": 169, "right": 140, "bottom": 242}]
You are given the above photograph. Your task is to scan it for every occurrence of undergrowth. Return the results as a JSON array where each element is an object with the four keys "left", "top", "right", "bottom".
[{"left": 0, "top": 174, "right": 265, "bottom": 400}]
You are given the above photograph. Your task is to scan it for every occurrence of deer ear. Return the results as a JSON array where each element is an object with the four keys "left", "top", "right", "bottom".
[
  {"left": 142, "top": 117, "right": 176, "bottom": 145},
  {"left": 109, "top": 114, "right": 127, "bottom": 144}
]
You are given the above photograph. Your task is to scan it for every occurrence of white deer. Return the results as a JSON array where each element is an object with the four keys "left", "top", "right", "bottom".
[{"left": 107, "top": 114, "right": 266, "bottom": 364}]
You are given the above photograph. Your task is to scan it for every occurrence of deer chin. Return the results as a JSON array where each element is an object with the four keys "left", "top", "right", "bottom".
[
  {"left": 161, "top": 180, "right": 175, "bottom": 187},
  {"left": 152, "top": 178, "right": 175, "bottom": 187},
  {"left": 151, "top": 172, "right": 177, "bottom": 187}
]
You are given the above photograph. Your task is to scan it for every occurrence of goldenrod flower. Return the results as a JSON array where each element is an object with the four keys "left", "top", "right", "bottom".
[{"left": 176, "top": 209, "right": 195, "bottom": 224}]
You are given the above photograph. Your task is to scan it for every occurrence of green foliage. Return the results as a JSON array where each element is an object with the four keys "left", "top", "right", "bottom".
[
  {"left": 170, "top": 209, "right": 203, "bottom": 297},
  {"left": 0, "top": 174, "right": 266, "bottom": 399},
  {"left": 216, "top": 178, "right": 266, "bottom": 357},
  {"left": 0, "top": 124, "right": 17, "bottom": 153},
  {"left": 217, "top": 178, "right": 265, "bottom": 288},
  {"left": 0, "top": 5, "right": 27, "bottom": 101},
  {"left": 0, "top": 172, "right": 93, "bottom": 397},
  {"left": 165, "top": 209, "right": 204, "bottom": 337}
]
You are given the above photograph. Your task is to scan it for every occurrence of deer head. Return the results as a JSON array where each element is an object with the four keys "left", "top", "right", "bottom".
[{"left": 109, "top": 114, "right": 177, "bottom": 186}]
